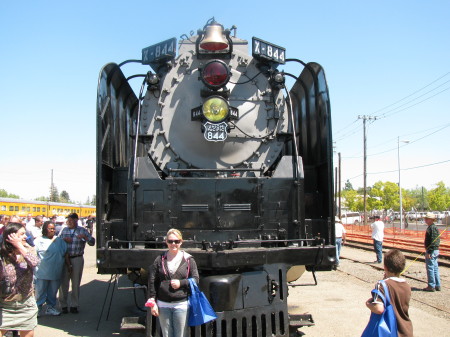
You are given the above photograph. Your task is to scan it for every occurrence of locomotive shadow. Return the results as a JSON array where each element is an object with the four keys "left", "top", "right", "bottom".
[{"left": 37, "top": 277, "right": 147, "bottom": 337}]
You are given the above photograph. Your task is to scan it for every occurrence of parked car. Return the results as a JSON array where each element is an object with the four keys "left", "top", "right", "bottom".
[
  {"left": 341, "top": 212, "right": 361, "bottom": 225},
  {"left": 433, "top": 211, "right": 444, "bottom": 220},
  {"left": 406, "top": 212, "right": 419, "bottom": 221}
]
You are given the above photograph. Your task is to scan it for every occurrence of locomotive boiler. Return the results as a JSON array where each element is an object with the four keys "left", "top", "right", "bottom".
[{"left": 96, "top": 19, "right": 335, "bottom": 337}]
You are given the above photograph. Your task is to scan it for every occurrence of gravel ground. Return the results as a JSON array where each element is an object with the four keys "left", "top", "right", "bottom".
[
  {"left": 34, "top": 243, "right": 449, "bottom": 337},
  {"left": 288, "top": 245, "right": 450, "bottom": 336}
]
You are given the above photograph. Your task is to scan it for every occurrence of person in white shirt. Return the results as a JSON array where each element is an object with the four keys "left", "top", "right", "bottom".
[
  {"left": 370, "top": 215, "right": 385, "bottom": 263},
  {"left": 25, "top": 215, "right": 43, "bottom": 246},
  {"left": 335, "top": 216, "right": 346, "bottom": 267},
  {"left": 30, "top": 216, "right": 44, "bottom": 241},
  {"left": 25, "top": 213, "right": 35, "bottom": 233}
]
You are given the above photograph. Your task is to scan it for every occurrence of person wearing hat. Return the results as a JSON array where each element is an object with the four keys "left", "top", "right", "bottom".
[
  {"left": 58, "top": 213, "right": 95, "bottom": 313},
  {"left": 423, "top": 212, "right": 441, "bottom": 292},
  {"left": 335, "top": 216, "right": 346, "bottom": 267}
]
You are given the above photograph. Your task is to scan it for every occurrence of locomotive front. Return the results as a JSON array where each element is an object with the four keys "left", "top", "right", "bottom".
[{"left": 97, "top": 20, "right": 335, "bottom": 337}]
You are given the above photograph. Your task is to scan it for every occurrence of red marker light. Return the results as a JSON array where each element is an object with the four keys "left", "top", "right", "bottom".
[{"left": 201, "top": 60, "right": 230, "bottom": 89}]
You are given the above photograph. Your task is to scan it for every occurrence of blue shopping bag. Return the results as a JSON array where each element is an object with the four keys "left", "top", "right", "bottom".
[
  {"left": 361, "top": 280, "right": 398, "bottom": 337},
  {"left": 187, "top": 278, "right": 217, "bottom": 326}
]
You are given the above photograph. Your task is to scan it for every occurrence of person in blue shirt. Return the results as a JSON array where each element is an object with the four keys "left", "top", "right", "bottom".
[{"left": 34, "top": 221, "right": 67, "bottom": 316}]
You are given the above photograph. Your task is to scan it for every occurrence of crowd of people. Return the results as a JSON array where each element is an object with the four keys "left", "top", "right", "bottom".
[
  {"left": 0, "top": 209, "right": 443, "bottom": 337},
  {"left": 0, "top": 213, "right": 95, "bottom": 337}
]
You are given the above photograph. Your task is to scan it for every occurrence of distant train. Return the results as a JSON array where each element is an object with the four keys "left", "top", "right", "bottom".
[
  {"left": 97, "top": 19, "right": 334, "bottom": 337},
  {"left": 0, "top": 197, "right": 96, "bottom": 218}
]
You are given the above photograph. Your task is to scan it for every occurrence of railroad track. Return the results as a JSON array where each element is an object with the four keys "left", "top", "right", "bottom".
[
  {"left": 346, "top": 234, "right": 450, "bottom": 260},
  {"left": 340, "top": 250, "right": 450, "bottom": 316}
]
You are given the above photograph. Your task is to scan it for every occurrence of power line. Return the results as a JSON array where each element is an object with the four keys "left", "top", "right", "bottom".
[
  {"left": 369, "top": 72, "right": 450, "bottom": 117},
  {"left": 377, "top": 85, "right": 450, "bottom": 119},
  {"left": 342, "top": 122, "right": 450, "bottom": 159},
  {"left": 368, "top": 159, "right": 450, "bottom": 175},
  {"left": 333, "top": 72, "right": 450, "bottom": 139},
  {"left": 334, "top": 118, "right": 360, "bottom": 137}
]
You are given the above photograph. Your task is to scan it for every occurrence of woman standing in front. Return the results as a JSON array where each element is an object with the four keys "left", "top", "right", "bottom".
[
  {"left": 0, "top": 223, "right": 39, "bottom": 337},
  {"left": 148, "top": 229, "right": 199, "bottom": 337}
]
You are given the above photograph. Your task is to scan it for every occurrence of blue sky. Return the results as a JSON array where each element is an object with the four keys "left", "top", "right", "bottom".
[{"left": 0, "top": 1, "right": 449, "bottom": 202}]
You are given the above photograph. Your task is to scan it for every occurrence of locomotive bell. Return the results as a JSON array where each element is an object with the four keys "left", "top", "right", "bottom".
[{"left": 200, "top": 23, "right": 229, "bottom": 51}]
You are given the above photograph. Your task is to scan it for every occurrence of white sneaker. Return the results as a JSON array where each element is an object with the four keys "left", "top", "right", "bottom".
[{"left": 45, "top": 306, "right": 61, "bottom": 316}]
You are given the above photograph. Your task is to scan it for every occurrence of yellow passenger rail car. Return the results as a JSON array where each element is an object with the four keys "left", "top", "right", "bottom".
[{"left": 0, "top": 197, "right": 95, "bottom": 218}]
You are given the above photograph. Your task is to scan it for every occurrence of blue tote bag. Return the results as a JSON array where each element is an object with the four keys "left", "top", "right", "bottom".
[
  {"left": 188, "top": 278, "right": 217, "bottom": 326},
  {"left": 361, "top": 280, "right": 398, "bottom": 337}
]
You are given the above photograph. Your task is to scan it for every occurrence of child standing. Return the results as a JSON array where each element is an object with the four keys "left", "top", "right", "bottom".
[{"left": 364, "top": 249, "right": 413, "bottom": 337}]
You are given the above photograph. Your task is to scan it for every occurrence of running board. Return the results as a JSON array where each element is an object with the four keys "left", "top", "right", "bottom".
[
  {"left": 121, "top": 316, "right": 146, "bottom": 330},
  {"left": 289, "top": 313, "right": 315, "bottom": 328}
]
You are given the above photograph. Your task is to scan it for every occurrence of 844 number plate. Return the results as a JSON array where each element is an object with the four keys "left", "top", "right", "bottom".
[{"left": 203, "top": 122, "right": 227, "bottom": 142}]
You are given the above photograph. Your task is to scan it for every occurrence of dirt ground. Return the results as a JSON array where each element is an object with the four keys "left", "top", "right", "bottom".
[
  {"left": 290, "top": 245, "right": 449, "bottom": 336},
  {"left": 34, "top": 244, "right": 449, "bottom": 337}
]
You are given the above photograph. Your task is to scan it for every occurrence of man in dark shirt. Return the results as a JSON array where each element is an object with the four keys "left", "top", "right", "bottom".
[{"left": 423, "top": 212, "right": 441, "bottom": 292}]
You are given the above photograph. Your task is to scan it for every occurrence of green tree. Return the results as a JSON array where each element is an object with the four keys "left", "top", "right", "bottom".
[
  {"left": 49, "top": 185, "right": 59, "bottom": 202},
  {"left": 343, "top": 180, "right": 353, "bottom": 191},
  {"left": 407, "top": 186, "right": 428, "bottom": 211},
  {"left": 84, "top": 195, "right": 97, "bottom": 206},
  {"left": 338, "top": 181, "right": 450, "bottom": 213},
  {"left": 341, "top": 189, "right": 363, "bottom": 211},
  {"left": 369, "top": 181, "right": 400, "bottom": 211},
  {"left": 0, "top": 189, "right": 20, "bottom": 198},
  {"left": 427, "top": 181, "right": 449, "bottom": 211},
  {"left": 60, "top": 190, "right": 70, "bottom": 203},
  {"left": 400, "top": 189, "right": 415, "bottom": 212},
  {"left": 35, "top": 196, "right": 48, "bottom": 201}
]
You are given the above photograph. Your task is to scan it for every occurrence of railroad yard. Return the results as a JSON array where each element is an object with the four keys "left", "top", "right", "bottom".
[
  {"left": 33, "top": 236, "right": 449, "bottom": 337},
  {"left": 290, "top": 244, "right": 449, "bottom": 336}
]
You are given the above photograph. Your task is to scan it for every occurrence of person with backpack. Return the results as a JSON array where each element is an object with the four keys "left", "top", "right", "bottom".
[{"left": 363, "top": 249, "right": 413, "bottom": 337}]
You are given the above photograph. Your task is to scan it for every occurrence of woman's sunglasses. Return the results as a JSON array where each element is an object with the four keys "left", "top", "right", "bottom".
[{"left": 167, "top": 240, "right": 181, "bottom": 244}]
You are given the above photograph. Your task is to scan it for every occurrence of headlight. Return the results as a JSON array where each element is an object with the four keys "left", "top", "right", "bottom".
[{"left": 202, "top": 96, "right": 229, "bottom": 123}]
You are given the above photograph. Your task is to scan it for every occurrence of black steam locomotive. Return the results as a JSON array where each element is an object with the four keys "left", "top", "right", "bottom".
[{"left": 96, "top": 19, "right": 335, "bottom": 337}]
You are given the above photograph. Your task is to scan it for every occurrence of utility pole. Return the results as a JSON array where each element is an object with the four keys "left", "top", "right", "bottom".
[
  {"left": 50, "top": 169, "right": 54, "bottom": 202},
  {"left": 358, "top": 115, "right": 377, "bottom": 226},
  {"left": 335, "top": 166, "right": 338, "bottom": 216},
  {"left": 338, "top": 152, "right": 341, "bottom": 219},
  {"left": 398, "top": 137, "right": 410, "bottom": 230}
]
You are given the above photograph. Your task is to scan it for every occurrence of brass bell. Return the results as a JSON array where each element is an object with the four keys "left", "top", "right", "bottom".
[{"left": 200, "top": 23, "right": 229, "bottom": 51}]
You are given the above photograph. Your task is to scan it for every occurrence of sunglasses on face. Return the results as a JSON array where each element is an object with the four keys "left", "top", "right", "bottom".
[{"left": 167, "top": 240, "right": 181, "bottom": 244}]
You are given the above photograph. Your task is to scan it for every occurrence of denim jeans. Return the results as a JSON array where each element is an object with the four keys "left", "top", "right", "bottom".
[
  {"left": 35, "top": 278, "right": 61, "bottom": 308},
  {"left": 158, "top": 304, "right": 189, "bottom": 337},
  {"left": 425, "top": 250, "right": 441, "bottom": 288},
  {"left": 373, "top": 240, "right": 383, "bottom": 263},
  {"left": 335, "top": 238, "right": 343, "bottom": 265}
]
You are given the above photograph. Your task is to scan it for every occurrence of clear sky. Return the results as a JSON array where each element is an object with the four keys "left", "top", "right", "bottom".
[{"left": 1, "top": 0, "right": 449, "bottom": 203}]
